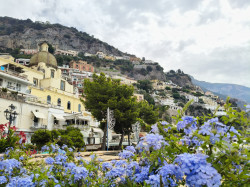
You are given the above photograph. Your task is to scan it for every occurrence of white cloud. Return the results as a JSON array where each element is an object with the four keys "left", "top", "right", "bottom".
[{"left": 0, "top": 0, "right": 249, "bottom": 87}]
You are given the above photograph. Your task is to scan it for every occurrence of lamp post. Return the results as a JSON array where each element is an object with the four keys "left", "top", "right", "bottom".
[
  {"left": 132, "top": 122, "right": 141, "bottom": 144},
  {"left": 4, "top": 104, "right": 18, "bottom": 135},
  {"left": 106, "top": 107, "right": 115, "bottom": 151}
]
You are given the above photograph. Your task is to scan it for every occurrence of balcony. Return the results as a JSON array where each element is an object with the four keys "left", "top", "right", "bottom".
[
  {"left": 0, "top": 89, "right": 25, "bottom": 102},
  {"left": 30, "top": 123, "right": 47, "bottom": 130}
]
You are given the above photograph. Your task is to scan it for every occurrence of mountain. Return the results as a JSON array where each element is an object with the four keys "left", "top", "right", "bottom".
[
  {"left": 191, "top": 76, "right": 250, "bottom": 104},
  {"left": 0, "top": 16, "right": 129, "bottom": 56},
  {"left": 165, "top": 70, "right": 197, "bottom": 89}
]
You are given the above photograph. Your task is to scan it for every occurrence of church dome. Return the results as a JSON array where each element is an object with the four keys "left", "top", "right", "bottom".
[{"left": 29, "top": 42, "right": 57, "bottom": 68}]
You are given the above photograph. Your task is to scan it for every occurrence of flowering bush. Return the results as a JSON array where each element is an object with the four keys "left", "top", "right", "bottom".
[{"left": 0, "top": 100, "right": 249, "bottom": 186}]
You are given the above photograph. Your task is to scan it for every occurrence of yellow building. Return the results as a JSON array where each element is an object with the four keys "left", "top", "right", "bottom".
[
  {"left": 0, "top": 42, "right": 84, "bottom": 114},
  {"left": 151, "top": 80, "right": 165, "bottom": 90},
  {"left": 28, "top": 42, "right": 84, "bottom": 113}
]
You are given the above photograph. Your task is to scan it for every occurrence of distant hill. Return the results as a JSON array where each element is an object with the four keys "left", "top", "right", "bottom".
[
  {"left": 191, "top": 76, "right": 250, "bottom": 104},
  {"left": 0, "top": 16, "right": 130, "bottom": 56}
]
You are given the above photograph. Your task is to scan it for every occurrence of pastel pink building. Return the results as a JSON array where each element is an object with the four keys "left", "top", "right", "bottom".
[{"left": 69, "top": 60, "right": 94, "bottom": 73}]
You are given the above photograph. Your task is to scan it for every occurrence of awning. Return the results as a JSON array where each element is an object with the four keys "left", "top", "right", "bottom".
[
  {"left": 32, "top": 111, "right": 46, "bottom": 119},
  {"left": 52, "top": 114, "right": 65, "bottom": 121},
  {"left": 92, "top": 128, "right": 103, "bottom": 134},
  {"left": 78, "top": 116, "right": 88, "bottom": 120}
]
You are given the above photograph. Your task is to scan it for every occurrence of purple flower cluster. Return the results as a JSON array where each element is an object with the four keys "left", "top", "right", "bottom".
[
  {"left": 7, "top": 176, "right": 35, "bottom": 187},
  {"left": 41, "top": 145, "right": 50, "bottom": 152},
  {"left": 175, "top": 153, "right": 221, "bottom": 187},
  {"left": 118, "top": 150, "right": 134, "bottom": 159},
  {"left": 137, "top": 133, "right": 167, "bottom": 151},
  {"left": 71, "top": 166, "right": 88, "bottom": 182},
  {"left": 45, "top": 157, "right": 55, "bottom": 165},
  {"left": 177, "top": 116, "right": 197, "bottom": 135}
]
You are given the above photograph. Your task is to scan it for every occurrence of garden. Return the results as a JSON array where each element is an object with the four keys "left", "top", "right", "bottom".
[{"left": 0, "top": 101, "right": 249, "bottom": 186}]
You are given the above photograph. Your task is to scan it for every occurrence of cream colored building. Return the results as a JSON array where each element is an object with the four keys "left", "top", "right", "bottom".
[
  {"left": 151, "top": 80, "right": 166, "bottom": 90},
  {"left": 0, "top": 42, "right": 103, "bottom": 144}
]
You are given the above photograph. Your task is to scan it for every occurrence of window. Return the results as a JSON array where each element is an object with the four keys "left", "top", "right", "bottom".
[
  {"left": 78, "top": 104, "right": 81, "bottom": 112},
  {"left": 33, "top": 78, "right": 38, "bottom": 86},
  {"left": 57, "top": 98, "right": 61, "bottom": 106},
  {"left": 0, "top": 78, "right": 3, "bottom": 86},
  {"left": 16, "top": 83, "right": 21, "bottom": 91},
  {"left": 67, "top": 101, "right": 71, "bottom": 110},
  {"left": 47, "top": 95, "right": 51, "bottom": 104},
  {"left": 7, "top": 82, "right": 12, "bottom": 88},
  {"left": 51, "top": 70, "right": 55, "bottom": 78},
  {"left": 60, "top": 80, "right": 65, "bottom": 91}
]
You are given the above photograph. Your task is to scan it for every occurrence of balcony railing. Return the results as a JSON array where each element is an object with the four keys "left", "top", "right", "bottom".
[{"left": 30, "top": 123, "right": 47, "bottom": 129}]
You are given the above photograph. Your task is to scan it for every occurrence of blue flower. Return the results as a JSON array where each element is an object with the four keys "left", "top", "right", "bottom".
[
  {"left": 133, "top": 165, "right": 150, "bottom": 183},
  {"left": 105, "top": 167, "right": 125, "bottom": 179},
  {"left": 208, "top": 117, "right": 219, "bottom": 124},
  {"left": 118, "top": 150, "right": 134, "bottom": 159},
  {"left": 177, "top": 116, "right": 197, "bottom": 135},
  {"left": 150, "top": 124, "right": 159, "bottom": 133},
  {"left": 175, "top": 153, "right": 221, "bottom": 187},
  {"left": 115, "top": 160, "right": 127, "bottom": 167},
  {"left": 71, "top": 167, "right": 88, "bottom": 182},
  {"left": 102, "top": 162, "right": 113, "bottom": 171},
  {"left": 90, "top": 154, "right": 96, "bottom": 160},
  {"left": 199, "top": 122, "right": 212, "bottom": 135},
  {"left": 161, "top": 121, "right": 169, "bottom": 126},
  {"left": 0, "top": 158, "right": 21, "bottom": 174},
  {"left": 61, "top": 144, "right": 68, "bottom": 150},
  {"left": 139, "top": 133, "right": 167, "bottom": 151},
  {"left": 210, "top": 134, "right": 220, "bottom": 144},
  {"left": 145, "top": 174, "right": 160, "bottom": 186},
  {"left": 246, "top": 104, "right": 250, "bottom": 112},
  {"left": 7, "top": 176, "right": 35, "bottom": 187},
  {"left": 45, "top": 157, "right": 55, "bottom": 165},
  {"left": 19, "top": 156, "right": 24, "bottom": 161},
  {"left": 41, "top": 145, "right": 50, "bottom": 152},
  {"left": 0, "top": 176, "right": 7, "bottom": 184},
  {"left": 68, "top": 148, "right": 73, "bottom": 152},
  {"left": 163, "top": 127, "right": 171, "bottom": 133},
  {"left": 125, "top": 146, "right": 136, "bottom": 153},
  {"left": 158, "top": 162, "right": 183, "bottom": 186}
]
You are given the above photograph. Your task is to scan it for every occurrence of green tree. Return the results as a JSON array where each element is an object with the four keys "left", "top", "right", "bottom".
[
  {"left": 65, "top": 127, "right": 85, "bottom": 148},
  {"left": 165, "top": 86, "right": 171, "bottom": 90},
  {"left": 31, "top": 130, "right": 51, "bottom": 149},
  {"left": 48, "top": 43, "right": 55, "bottom": 54},
  {"left": 138, "top": 101, "right": 158, "bottom": 125},
  {"left": 146, "top": 66, "right": 153, "bottom": 72},
  {"left": 173, "top": 93, "right": 180, "bottom": 99},
  {"left": 139, "top": 68, "right": 147, "bottom": 76},
  {"left": 136, "top": 80, "right": 152, "bottom": 93},
  {"left": 83, "top": 73, "right": 140, "bottom": 149}
]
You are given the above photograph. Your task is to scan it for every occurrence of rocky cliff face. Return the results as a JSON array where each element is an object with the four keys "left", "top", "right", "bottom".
[
  {"left": 130, "top": 64, "right": 166, "bottom": 81},
  {"left": 0, "top": 17, "right": 124, "bottom": 56},
  {"left": 165, "top": 71, "right": 196, "bottom": 88}
]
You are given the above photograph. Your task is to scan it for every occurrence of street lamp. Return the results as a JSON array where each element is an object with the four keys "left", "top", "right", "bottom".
[
  {"left": 132, "top": 122, "right": 141, "bottom": 144},
  {"left": 4, "top": 104, "right": 18, "bottom": 135}
]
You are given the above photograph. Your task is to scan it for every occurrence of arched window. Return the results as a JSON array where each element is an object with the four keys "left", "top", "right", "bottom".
[
  {"left": 78, "top": 104, "right": 81, "bottom": 112},
  {"left": 57, "top": 98, "right": 61, "bottom": 106},
  {"left": 47, "top": 95, "right": 51, "bottom": 104},
  {"left": 67, "top": 101, "right": 71, "bottom": 110}
]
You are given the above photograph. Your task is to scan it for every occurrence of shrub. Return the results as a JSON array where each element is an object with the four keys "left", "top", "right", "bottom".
[{"left": 31, "top": 130, "right": 51, "bottom": 150}]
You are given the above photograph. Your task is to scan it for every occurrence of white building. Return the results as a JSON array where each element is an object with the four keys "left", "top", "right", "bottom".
[
  {"left": 16, "top": 59, "right": 30, "bottom": 66},
  {"left": 0, "top": 67, "right": 32, "bottom": 94}
]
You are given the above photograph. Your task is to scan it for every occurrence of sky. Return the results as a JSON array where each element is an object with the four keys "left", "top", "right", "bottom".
[{"left": 0, "top": 0, "right": 250, "bottom": 87}]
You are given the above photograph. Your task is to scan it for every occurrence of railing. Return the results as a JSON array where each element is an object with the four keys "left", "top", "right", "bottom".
[
  {"left": 30, "top": 123, "right": 47, "bottom": 129},
  {"left": 0, "top": 69, "right": 28, "bottom": 80},
  {"left": 0, "top": 90, "right": 25, "bottom": 102}
]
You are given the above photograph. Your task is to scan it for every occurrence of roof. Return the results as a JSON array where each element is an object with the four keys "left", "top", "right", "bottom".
[{"left": 29, "top": 51, "right": 57, "bottom": 68}]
